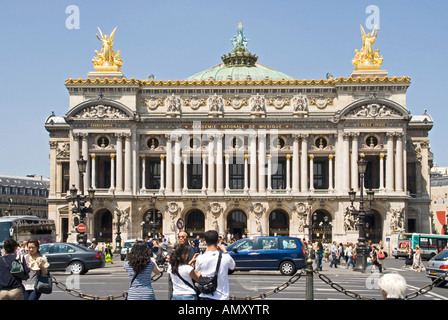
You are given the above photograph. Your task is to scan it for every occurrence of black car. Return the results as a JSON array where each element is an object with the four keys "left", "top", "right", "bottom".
[{"left": 39, "top": 243, "right": 105, "bottom": 275}]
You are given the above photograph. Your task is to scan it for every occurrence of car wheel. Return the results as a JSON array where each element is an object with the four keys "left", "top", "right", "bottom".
[
  {"left": 279, "top": 261, "right": 296, "bottom": 276},
  {"left": 69, "top": 261, "right": 86, "bottom": 275}
]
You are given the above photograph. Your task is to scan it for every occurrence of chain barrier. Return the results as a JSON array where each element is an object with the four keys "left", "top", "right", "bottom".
[
  {"left": 51, "top": 264, "right": 167, "bottom": 300},
  {"left": 314, "top": 269, "right": 448, "bottom": 300},
  {"left": 50, "top": 264, "right": 448, "bottom": 301},
  {"left": 229, "top": 270, "right": 306, "bottom": 300}
]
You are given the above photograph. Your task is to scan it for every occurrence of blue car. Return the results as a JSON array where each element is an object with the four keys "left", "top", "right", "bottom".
[{"left": 227, "top": 236, "right": 306, "bottom": 275}]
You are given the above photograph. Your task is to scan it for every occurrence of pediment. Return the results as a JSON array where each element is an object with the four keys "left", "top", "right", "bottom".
[
  {"left": 338, "top": 98, "right": 409, "bottom": 120},
  {"left": 65, "top": 99, "right": 135, "bottom": 120}
]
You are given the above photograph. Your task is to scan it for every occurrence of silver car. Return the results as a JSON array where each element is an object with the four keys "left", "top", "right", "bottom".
[{"left": 426, "top": 249, "right": 448, "bottom": 287}]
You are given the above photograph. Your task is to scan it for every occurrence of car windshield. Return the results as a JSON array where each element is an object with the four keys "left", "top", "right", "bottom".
[
  {"left": 123, "top": 242, "right": 134, "bottom": 248},
  {"left": 232, "top": 239, "right": 254, "bottom": 251},
  {"left": 434, "top": 250, "right": 448, "bottom": 261}
]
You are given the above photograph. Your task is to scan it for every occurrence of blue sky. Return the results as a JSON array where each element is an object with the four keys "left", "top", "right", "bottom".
[{"left": 0, "top": 0, "right": 446, "bottom": 177}]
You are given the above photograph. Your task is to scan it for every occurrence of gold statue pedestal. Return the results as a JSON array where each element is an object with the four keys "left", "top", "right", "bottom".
[
  {"left": 350, "top": 64, "right": 388, "bottom": 78},
  {"left": 88, "top": 65, "right": 125, "bottom": 80}
]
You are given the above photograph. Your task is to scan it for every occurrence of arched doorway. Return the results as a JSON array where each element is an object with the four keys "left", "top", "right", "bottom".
[
  {"left": 94, "top": 209, "right": 113, "bottom": 242},
  {"left": 185, "top": 210, "right": 205, "bottom": 237},
  {"left": 227, "top": 210, "right": 247, "bottom": 240},
  {"left": 310, "top": 210, "right": 332, "bottom": 243},
  {"left": 269, "top": 210, "right": 289, "bottom": 236},
  {"left": 365, "top": 209, "right": 382, "bottom": 243},
  {"left": 142, "top": 208, "right": 163, "bottom": 238}
]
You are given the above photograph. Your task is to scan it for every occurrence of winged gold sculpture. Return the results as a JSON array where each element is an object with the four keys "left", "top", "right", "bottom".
[
  {"left": 92, "top": 27, "right": 123, "bottom": 72},
  {"left": 352, "top": 25, "right": 383, "bottom": 70}
]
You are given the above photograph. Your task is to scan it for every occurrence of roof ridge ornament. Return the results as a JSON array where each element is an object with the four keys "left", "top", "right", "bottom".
[
  {"left": 231, "top": 22, "right": 249, "bottom": 53},
  {"left": 221, "top": 23, "right": 258, "bottom": 67}
]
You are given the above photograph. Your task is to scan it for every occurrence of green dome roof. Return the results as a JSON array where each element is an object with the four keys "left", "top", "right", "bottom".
[{"left": 186, "top": 23, "right": 295, "bottom": 82}]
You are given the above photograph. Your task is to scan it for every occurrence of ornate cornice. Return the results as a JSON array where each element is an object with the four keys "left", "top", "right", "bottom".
[{"left": 65, "top": 76, "right": 411, "bottom": 87}]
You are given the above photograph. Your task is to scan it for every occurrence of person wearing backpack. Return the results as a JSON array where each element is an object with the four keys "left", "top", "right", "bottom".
[
  {"left": 194, "top": 230, "right": 235, "bottom": 300},
  {"left": 0, "top": 239, "right": 30, "bottom": 300}
]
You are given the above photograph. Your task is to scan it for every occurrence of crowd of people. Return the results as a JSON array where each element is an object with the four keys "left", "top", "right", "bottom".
[
  {"left": 0, "top": 239, "right": 50, "bottom": 300},
  {"left": 305, "top": 239, "right": 389, "bottom": 273}
]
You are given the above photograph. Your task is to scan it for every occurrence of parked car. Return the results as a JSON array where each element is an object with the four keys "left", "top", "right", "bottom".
[
  {"left": 227, "top": 236, "right": 306, "bottom": 276},
  {"left": 39, "top": 243, "right": 105, "bottom": 275},
  {"left": 120, "top": 239, "right": 137, "bottom": 261},
  {"left": 426, "top": 249, "right": 448, "bottom": 287}
]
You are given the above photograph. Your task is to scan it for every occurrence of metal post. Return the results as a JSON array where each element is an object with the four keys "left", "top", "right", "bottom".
[{"left": 305, "top": 258, "right": 314, "bottom": 300}]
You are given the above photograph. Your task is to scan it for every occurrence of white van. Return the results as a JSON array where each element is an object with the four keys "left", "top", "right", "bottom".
[{"left": 120, "top": 239, "right": 138, "bottom": 261}]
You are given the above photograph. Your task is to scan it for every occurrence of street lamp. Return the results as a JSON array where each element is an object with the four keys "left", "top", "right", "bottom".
[
  {"left": 67, "top": 156, "right": 95, "bottom": 246},
  {"left": 114, "top": 210, "right": 122, "bottom": 254},
  {"left": 148, "top": 193, "right": 159, "bottom": 238},
  {"left": 349, "top": 158, "right": 374, "bottom": 273}
]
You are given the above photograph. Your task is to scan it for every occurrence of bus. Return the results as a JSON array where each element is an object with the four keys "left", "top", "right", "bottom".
[
  {"left": 0, "top": 216, "right": 56, "bottom": 248},
  {"left": 393, "top": 232, "right": 448, "bottom": 260}
]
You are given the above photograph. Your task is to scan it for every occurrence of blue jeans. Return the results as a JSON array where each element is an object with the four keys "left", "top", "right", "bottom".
[
  {"left": 330, "top": 253, "right": 338, "bottom": 267},
  {"left": 172, "top": 294, "right": 198, "bottom": 300},
  {"left": 346, "top": 256, "right": 355, "bottom": 269},
  {"left": 24, "top": 290, "right": 41, "bottom": 300}
]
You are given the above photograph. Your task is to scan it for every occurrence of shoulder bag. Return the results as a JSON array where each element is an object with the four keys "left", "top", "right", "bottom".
[
  {"left": 176, "top": 272, "right": 200, "bottom": 299},
  {"left": 125, "top": 271, "right": 139, "bottom": 300},
  {"left": 2, "top": 255, "right": 29, "bottom": 281},
  {"left": 35, "top": 272, "right": 53, "bottom": 294},
  {"left": 195, "top": 252, "right": 222, "bottom": 295}
]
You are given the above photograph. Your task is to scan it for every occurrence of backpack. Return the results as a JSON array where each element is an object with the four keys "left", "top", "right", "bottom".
[{"left": 195, "top": 252, "right": 222, "bottom": 295}]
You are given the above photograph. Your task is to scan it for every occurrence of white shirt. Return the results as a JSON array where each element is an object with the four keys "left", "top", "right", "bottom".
[
  {"left": 168, "top": 264, "right": 196, "bottom": 296},
  {"left": 195, "top": 251, "right": 235, "bottom": 300}
]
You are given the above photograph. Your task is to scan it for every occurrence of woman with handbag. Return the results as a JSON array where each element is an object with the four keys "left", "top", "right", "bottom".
[
  {"left": 23, "top": 239, "right": 50, "bottom": 300},
  {"left": 403, "top": 244, "right": 413, "bottom": 269},
  {"left": 124, "top": 240, "right": 161, "bottom": 300},
  {"left": 378, "top": 246, "right": 386, "bottom": 271},
  {"left": 168, "top": 243, "right": 200, "bottom": 300},
  {"left": 0, "top": 239, "right": 30, "bottom": 300}
]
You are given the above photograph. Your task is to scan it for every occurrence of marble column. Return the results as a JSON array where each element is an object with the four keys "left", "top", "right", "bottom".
[
  {"left": 141, "top": 155, "right": 146, "bottom": 191},
  {"left": 300, "top": 134, "right": 308, "bottom": 192},
  {"left": 244, "top": 154, "right": 249, "bottom": 192},
  {"left": 115, "top": 133, "right": 123, "bottom": 192},
  {"left": 70, "top": 133, "right": 80, "bottom": 189},
  {"left": 386, "top": 132, "right": 394, "bottom": 191},
  {"left": 286, "top": 154, "right": 291, "bottom": 193},
  {"left": 56, "top": 161, "right": 62, "bottom": 197},
  {"left": 328, "top": 155, "right": 334, "bottom": 191},
  {"left": 395, "top": 132, "right": 404, "bottom": 192},
  {"left": 342, "top": 133, "right": 350, "bottom": 193},
  {"left": 165, "top": 134, "right": 173, "bottom": 192},
  {"left": 258, "top": 133, "right": 266, "bottom": 193},
  {"left": 183, "top": 154, "right": 188, "bottom": 193},
  {"left": 159, "top": 155, "right": 165, "bottom": 192},
  {"left": 202, "top": 154, "right": 207, "bottom": 194},
  {"left": 250, "top": 134, "right": 257, "bottom": 193},
  {"left": 90, "top": 155, "right": 96, "bottom": 189},
  {"left": 81, "top": 133, "right": 89, "bottom": 194},
  {"left": 350, "top": 133, "right": 359, "bottom": 191},
  {"left": 292, "top": 134, "right": 300, "bottom": 193},
  {"left": 225, "top": 154, "right": 230, "bottom": 194},
  {"left": 208, "top": 135, "right": 215, "bottom": 193},
  {"left": 109, "top": 154, "right": 115, "bottom": 192},
  {"left": 376, "top": 154, "right": 382, "bottom": 192},
  {"left": 267, "top": 154, "right": 272, "bottom": 193},
  {"left": 216, "top": 133, "right": 224, "bottom": 193},
  {"left": 174, "top": 135, "right": 182, "bottom": 193},
  {"left": 124, "top": 134, "right": 132, "bottom": 192},
  {"left": 309, "top": 155, "right": 314, "bottom": 192}
]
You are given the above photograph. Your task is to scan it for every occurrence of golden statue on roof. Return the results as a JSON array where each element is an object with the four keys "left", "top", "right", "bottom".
[
  {"left": 92, "top": 27, "right": 123, "bottom": 72},
  {"left": 352, "top": 25, "right": 383, "bottom": 70}
]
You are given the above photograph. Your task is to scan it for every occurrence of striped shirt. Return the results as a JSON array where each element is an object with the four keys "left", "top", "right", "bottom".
[{"left": 124, "top": 261, "right": 156, "bottom": 300}]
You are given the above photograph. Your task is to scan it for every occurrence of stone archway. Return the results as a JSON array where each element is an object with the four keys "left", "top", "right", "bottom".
[
  {"left": 227, "top": 210, "right": 247, "bottom": 240},
  {"left": 269, "top": 210, "right": 289, "bottom": 236},
  {"left": 142, "top": 208, "right": 163, "bottom": 238},
  {"left": 365, "top": 209, "right": 383, "bottom": 243},
  {"left": 310, "top": 209, "right": 333, "bottom": 243},
  {"left": 185, "top": 209, "right": 205, "bottom": 237},
  {"left": 94, "top": 209, "right": 113, "bottom": 242}
]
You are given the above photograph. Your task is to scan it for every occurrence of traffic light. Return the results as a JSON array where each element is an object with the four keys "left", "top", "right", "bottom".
[
  {"left": 77, "top": 233, "right": 87, "bottom": 246},
  {"left": 443, "top": 224, "right": 447, "bottom": 235}
]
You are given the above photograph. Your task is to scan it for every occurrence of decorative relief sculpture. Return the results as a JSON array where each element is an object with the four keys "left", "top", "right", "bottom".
[
  {"left": 343, "top": 206, "right": 358, "bottom": 231},
  {"left": 141, "top": 96, "right": 164, "bottom": 110},
  {"left": 56, "top": 142, "right": 70, "bottom": 158},
  {"left": 267, "top": 96, "right": 289, "bottom": 109},
  {"left": 295, "top": 203, "right": 307, "bottom": 233},
  {"left": 114, "top": 206, "right": 131, "bottom": 233},
  {"left": 309, "top": 96, "right": 334, "bottom": 109},
  {"left": 225, "top": 96, "right": 248, "bottom": 110},
  {"left": 166, "top": 202, "right": 180, "bottom": 232},
  {"left": 75, "top": 105, "right": 128, "bottom": 119},
  {"left": 250, "top": 93, "right": 266, "bottom": 117},
  {"left": 208, "top": 202, "right": 222, "bottom": 232},
  {"left": 251, "top": 203, "right": 265, "bottom": 233},
  {"left": 165, "top": 94, "right": 182, "bottom": 117},
  {"left": 183, "top": 96, "right": 206, "bottom": 110},
  {"left": 348, "top": 104, "right": 400, "bottom": 118},
  {"left": 207, "top": 93, "right": 224, "bottom": 117},
  {"left": 390, "top": 207, "right": 405, "bottom": 233},
  {"left": 292, "top": 94, "right": 309, "bottom": 117}
]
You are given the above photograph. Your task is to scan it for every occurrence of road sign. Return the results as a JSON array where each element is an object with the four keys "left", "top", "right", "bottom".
[
  {"left": 77, "top": 223, "right": 86, "bottom": 233},
  {"left": 176, "top": 218, "right": 185, "bottom": 230}
]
